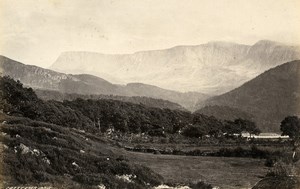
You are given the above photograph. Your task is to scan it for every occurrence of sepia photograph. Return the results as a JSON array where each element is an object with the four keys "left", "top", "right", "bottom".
[{"left": 0, "top": 0, "right": 300, "bottom": 188}]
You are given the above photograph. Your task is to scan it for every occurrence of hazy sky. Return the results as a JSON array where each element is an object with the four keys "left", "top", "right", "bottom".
[{"left": 1, "top": 0, "right": 300, "bottom": 67}]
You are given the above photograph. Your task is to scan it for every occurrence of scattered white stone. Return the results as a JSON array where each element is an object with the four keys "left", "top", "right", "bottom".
[
  {"left": 1, "top": 121, "right": 7, "bottom": 124},
  {"left": 154, "top": 185, "right": 191, "bottom": 189},
  {"left": 19, "top": 143, "right": 30, "bottom": 154},
  {"left": 98, "top": 184, "right": 106, "bottom": 189},
  {"left": 52, "top": 137, "right": 58, "bottom": 140},
  {"left": 16, "top": 134, "right": 21, "bottom": 138},
  {"left": 80, "top": 150, "right": 85, "bottom": 154},
  {"left": 85, "top": 138, "right": 89, "bottom": 141},
  {"left": 43, "top": 127, "right": 52, "bottom": 132},
  {"left": 3, "top": 144, "right": 8, "bottom": 149},
  {"left": 72, "top": 161, "right": 79, "bottom": 168},
  {"left": 106, "top": 157, "right": 110, "bottom": 161},
  {"left": 14, "top": 146, "right": 18, "bottom": 153},
  {"left": 116, "top": 174, "right": 135, "bottom": 183},
  {"left": 33, "top": 149, "right": 40, "bottom": 156},
  {"left": 42, "top": 157, "right": 51, "bottom": 165},
  {"left": 0, "top": 132, "right": 7, "bottom": 136}
]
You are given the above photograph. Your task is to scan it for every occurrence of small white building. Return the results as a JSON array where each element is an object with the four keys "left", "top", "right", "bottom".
[{"left": 241, "top": 132, "right": 289, "bottom": 139}]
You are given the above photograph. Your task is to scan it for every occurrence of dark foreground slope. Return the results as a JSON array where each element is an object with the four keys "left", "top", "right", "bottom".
[
  {"left": 196, "top": 60, "right": 300, "bottom": 132},
  {"left": 252, "top": 176, "right": 300, "bottom": 189},
  {"left": 0, "top": 115, "right": 163, "bottom": 188},
  {"left": 0, "top": 76, "right": 165, "bottom": 188}
]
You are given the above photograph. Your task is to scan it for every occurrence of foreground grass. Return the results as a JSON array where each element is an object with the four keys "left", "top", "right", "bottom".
[
  {"left": 0, "top": 116, "right": 164, "bottom": 188},
  {"left": 252, "top": 176, "right": 300, "bottom": 189},
  {"left": 0, "top": 112, "right": 8, "bottom": 188},
  {"left": 129, "top": 152, "right": 268, "bottom": 189},
  {"left": 0, "top": 114, "right": 271, "bottom": 188}
]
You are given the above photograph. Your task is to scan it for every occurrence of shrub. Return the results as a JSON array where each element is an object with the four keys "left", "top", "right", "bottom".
[
  {"left": 266, "top": 161, "right": 293, "bottom": 177},
  {"left": 189, "top": 181, "right": 213, "bottom": 189}
]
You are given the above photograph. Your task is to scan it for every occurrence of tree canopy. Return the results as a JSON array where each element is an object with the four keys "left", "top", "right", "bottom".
[
  {"left": 280, "top": 116, "right": 300, "bottom": 139},
  {"left": 0, "top": 76, "right": 260, "bottom": 138}
]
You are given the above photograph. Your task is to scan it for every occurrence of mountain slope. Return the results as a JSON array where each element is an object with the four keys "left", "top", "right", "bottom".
[
  {"left": 124, "top": 83, "right": 208, "bottom": 110},
  {"left": 0, "top": 56, "right": 205, "bottom": 109},
  {"left": 196, "top": 60, "right": 300, "bottom": 131},
  {"left": 35, "top": 89, "right": 186, "bottom": 111},
  {"left": 0, "top": 55, "right": 119, "bottom": 95},
  {"left": 195, "top": 105, "right": 254, "bottom": 121},
  {"left": 50, "top": 40, "right": 300, "bottom": 94}
]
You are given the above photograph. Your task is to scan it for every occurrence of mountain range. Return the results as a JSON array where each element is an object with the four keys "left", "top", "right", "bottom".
[
  {"left": 196, "top": 60, "right": 300, "bottom": 131},
  {"left": 51, "top": 40, "right": 300, "bottom": 95},
  {"left": 1, "top": 40, "right": 300, "bottom": 131},
  {"left": 0, "top": 55, "right": 206, "bottom": 109}
]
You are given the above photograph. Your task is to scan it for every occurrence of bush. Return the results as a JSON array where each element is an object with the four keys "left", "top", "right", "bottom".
[
  {"left": 189, "top": 181, "right": 213, "bottom": 189},
  {"left": 265, "top": 157, "right": 277, "bottom": 167},
  {"left": 266, "top": 161, "right": 293, "bottom": 177},
  {"left": 182, "top": 125, "right": 206, "bottom": 138},
  {"left": 73, "top": 174, "right": 104, "bottom": 185}
]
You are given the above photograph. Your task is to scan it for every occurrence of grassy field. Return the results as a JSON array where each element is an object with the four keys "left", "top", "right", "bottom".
[{"left": 128, "top": 152, "right": 268, "bottom": 189}]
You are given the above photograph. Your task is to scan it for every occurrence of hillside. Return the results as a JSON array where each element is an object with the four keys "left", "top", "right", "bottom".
[
  {"left": 35, "top": 89, "right": 186, "bottom": 111},
  {"left": 0, "top": 76, "right": 168, "bottom": 188},
  {"left": 124, "top": 83, "right": 208, "bottom": 110},
  {"left": 196, "top": 60, "right": 300, "bottom": 132},
  {"left": 0, "top": 56, "right": 206, "bottom": 109},
  {"left": 51, "top": 40, "right": 300, "bottom": 94},
  {"left": 195, "top": 105, "right": 254, "bottom": 121},
  {"left": 0, "top": 115, "right": 164, "bottom": 188},
  {"left": 0, "top": 55, "right": 120, "bottom": 95}
]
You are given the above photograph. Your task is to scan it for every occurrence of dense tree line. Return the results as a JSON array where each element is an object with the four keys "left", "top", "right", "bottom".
[
  {"left": 0, "top": 76, "right": 94, "bottom": 131},
  {"left": 62, "top": 98, "right": 191, "bottom": 134},
  {"left": 0, "top": 76, "right": 260, "bottom": 137}
]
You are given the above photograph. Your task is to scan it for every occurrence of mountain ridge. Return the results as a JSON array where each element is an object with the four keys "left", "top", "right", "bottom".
[
  {"left": 50, "top": 40, "right": 300, "bottom": 94},
  {"left": 0, "top": 55, "right": 207, "bottom": 109}
]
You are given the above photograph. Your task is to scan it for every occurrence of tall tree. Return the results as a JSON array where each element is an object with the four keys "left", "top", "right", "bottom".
[
  {"left": 280, "top": 116, "right": 300, "bottom": 139},
  {"left": 280, "top": 116, "right": 300, "bottom": 159}
]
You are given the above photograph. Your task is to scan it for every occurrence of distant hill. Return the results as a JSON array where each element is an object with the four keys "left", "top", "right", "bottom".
[
  {"left": 51, "top": 40, "right": 300, "bottom": 95},
  {"left": 0, "top": 55, "right": 206, "bottom": 109},
  {"left": 195, "top": 60, "right": 300, "bottom": 132},
  {"left": 195, "top": 105, "right": 254, "bottom": 121},
  {"left": 124, "top": 83, "right": 208, "bottom": 110},
  {"left": 35, "top": 89, "right": 186, "bottom": 111},
  {"left": 0, "top": 55, "right": 121, "bottom": 95}
]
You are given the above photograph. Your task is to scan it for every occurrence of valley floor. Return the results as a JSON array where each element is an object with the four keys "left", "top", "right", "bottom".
[{"left": 128, "top": 152, "right": 268, "bottom": 189}]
